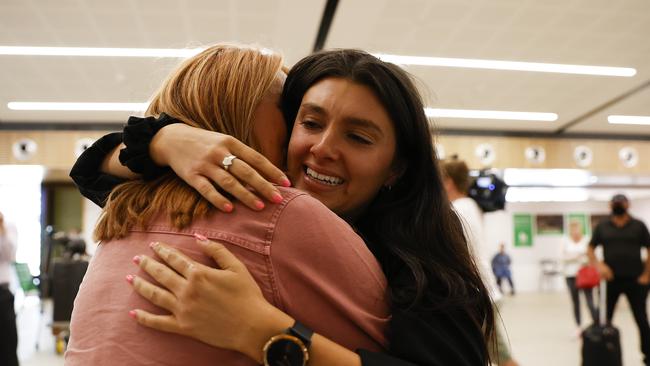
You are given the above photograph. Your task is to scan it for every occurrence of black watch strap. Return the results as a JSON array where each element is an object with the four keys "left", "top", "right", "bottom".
[{"left": 288, "top": 321, "right": 313, "bottom": 348}]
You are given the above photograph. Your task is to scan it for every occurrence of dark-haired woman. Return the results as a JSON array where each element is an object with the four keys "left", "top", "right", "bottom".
[{"left": 71, "top": 49, "right": 494, "bottom": 365}]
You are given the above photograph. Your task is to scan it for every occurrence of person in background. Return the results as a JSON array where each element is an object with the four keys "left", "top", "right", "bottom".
[
  {"left": 561, "top": 220, "right": 596, "bottom": 337},
  {"left": 442, "top": 158, "right": 519, "bottom": 366},
  {"left": 0, "top": 211, "right": 19, "bottom": 366},
  {"left": 65, "top": 228, "right": 87, "bottom": 259},
  {"left": 492, "top": 244, "right": 515, "bottom": 296},
  {"left": 588, "top": 194, "right": 650, "bottom": 366}
]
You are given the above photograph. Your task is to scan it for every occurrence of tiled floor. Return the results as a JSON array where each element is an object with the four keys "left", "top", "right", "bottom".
[
  {"left": 14, "top": 291, "right": 648, "bottom": 365},
  {"left": 500, "top": 291, "right": 644, "bottom": 366}
]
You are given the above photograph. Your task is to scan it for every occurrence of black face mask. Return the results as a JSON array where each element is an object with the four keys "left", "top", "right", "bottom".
[{"left": 612, "top": 203, "right": 627, "bottom": 216}]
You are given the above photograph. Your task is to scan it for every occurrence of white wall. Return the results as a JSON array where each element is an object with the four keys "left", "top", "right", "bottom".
[
  {"left": 82, "top": 198, "right": 102, "bottom": 256},
  {"left": 482, "top": 198, "right": 650, "bottom": 293}
]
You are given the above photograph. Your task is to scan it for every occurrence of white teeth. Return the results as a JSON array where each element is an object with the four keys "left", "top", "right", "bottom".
[{"left": 305, "top": 167, "right": 343, "bottom": 185}]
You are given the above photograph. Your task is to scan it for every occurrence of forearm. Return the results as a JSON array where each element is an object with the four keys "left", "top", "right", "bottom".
[
  {"left": 0, "top": 241, "right": 15, "bottom": 262},
  {"left": 243, "top": 307, "right": 361, "bottom": 366},
  {"left": 101, "top": 143, "right": 140, "bottom": 179},
  {"left": 306, "top": 334, "right": 362, "bottom": 366},
  {"left": 587, "top": 246, "right": 598, "bottom": 265},
  {"left": 149, "top": 123, "right": 178, "bottom": 166}
]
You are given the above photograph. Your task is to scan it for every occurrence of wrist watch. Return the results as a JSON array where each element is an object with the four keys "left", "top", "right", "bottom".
[{"left": 262, "top": 321, "right": 313, "bottom": 366}]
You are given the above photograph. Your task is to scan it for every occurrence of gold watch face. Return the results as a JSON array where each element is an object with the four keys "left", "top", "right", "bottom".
[{"left": 263, "top": 334, "right": 309, "bottom": 366}]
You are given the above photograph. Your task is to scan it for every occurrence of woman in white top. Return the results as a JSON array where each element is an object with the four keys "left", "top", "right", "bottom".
[
  {"left": 562, "top": 220, "right": 597, "bottom": 332},
  {"left": 0, "top": 211, "right": 18, "bottom": 366}
]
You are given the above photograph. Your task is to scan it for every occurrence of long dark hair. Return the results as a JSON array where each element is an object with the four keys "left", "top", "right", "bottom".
[{"left": 281, "top": 49, "right": 494, "bottom": 359}]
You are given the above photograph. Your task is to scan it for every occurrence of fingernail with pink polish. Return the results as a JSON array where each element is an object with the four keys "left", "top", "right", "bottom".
[
  {"left": 255, "top": 200, "right": 265, "bottom": 210},
  {"left": 132, "top": 255, "right": 141, "bottom": 265},
  {"left": 272, "top": 192, "right": 283, "bottom": 203},
  {"left": 149, "top": 241, "right": 158, "bottom": 249},
  {"left": 125, "top": 274, "right": 135, "bottom": 284},
  {"left": 223, "top": 203, "right": 233, "bottom": 212},
  {"left": 128, "top": 310, "right": 137, "bottom": 319},
  {"left": 281, "top": 178, "right": 291, "bottom": 187},
  {"left": 193, "top": 233, "right": 208, "bottom": 242}
]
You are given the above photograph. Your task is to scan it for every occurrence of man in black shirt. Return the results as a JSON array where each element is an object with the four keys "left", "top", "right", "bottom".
[{"left": 588, "top": 194, "right": 650, "bottom": 365}]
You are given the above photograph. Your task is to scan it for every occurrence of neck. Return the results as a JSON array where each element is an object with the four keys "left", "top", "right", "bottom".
[
  {"left": 611, "top": 214, "right": 630, "bottom": 227},
  {"left": 448, "top": 190, "right": 465, "bottom": 202}
]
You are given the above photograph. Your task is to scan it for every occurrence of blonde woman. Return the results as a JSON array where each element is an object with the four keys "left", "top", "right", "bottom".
[
  {"left": 0, "top": 211, "right": 18, "bottom": 366},
  {"left": 65, "top": 44, "right": 389, "bottom": 365},
  {"left": 562, "top": 220, "right": 596, "bottom": 335}
]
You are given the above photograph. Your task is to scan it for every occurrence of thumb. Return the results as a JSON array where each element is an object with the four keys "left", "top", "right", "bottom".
[{"left": 194, "top": 236, "right": 242, "bottom": 271}]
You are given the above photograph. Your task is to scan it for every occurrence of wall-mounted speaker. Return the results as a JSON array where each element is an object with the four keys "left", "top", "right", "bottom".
[
  {"left": 475, "top": 143, "right": 495, "bottom": 166},
  {"left": 74, "top": 138, "right": 96, "bottom": 158},
  {"left": 12, "top": 138, "right": 38, "bottom": 161},
  {"left": 573, "top": 145, "right": 593, "bottom": 168}
]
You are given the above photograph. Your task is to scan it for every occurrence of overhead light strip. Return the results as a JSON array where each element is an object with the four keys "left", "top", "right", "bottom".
[
  {"left": 8, "top": 102, "right": 560, "bottom": 122},
  {"left": 608, "top": 115, "right": 650, "bottom": 125},
  {"left": 0, "top": 47, "right": 636, "bottom": 77},
  {"left": 7, "top": 102, "right": 149, "bottom": 111},
  {"left": 0, "top": 46, "right": 202, "bottom": 58},
  {"left": 425, "top": 108, "right": 558, "bottom": 121},
  {"left": 375, "top": 54, "right": 636, "bottom": 77}
]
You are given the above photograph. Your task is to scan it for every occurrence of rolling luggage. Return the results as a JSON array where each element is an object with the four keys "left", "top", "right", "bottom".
[{"left": 581, "top": 280, "right": 622, "bottom": 366}]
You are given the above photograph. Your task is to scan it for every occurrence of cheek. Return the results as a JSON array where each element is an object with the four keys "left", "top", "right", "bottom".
[
  {"left": 355, "top": 151, "right": 395, "bottom": 187},
  {"left": 287, "top": 130, "right": 310, "bottom": 165}
]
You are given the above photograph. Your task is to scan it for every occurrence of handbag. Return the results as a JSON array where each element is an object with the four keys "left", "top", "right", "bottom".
[{"left": 576, "top": 265, "right": 600, "bottom": 289}]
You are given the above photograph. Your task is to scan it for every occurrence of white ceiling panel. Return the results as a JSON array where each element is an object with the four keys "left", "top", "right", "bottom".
[
  {"left": 0, "top": 0, "right": 648, "bottom": 137},
  {"left": 0, "top": 0, "right": 324, "bottom": 124},
  {"left": 327, "top": 0, "right": 650, "bottom": 136}
]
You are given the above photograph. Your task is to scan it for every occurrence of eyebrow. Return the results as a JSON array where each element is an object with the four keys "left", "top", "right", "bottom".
[
  {"left": 299, "top": 102, "right": 384, "bottom": 137},
  {"left": 300, "top": 103, "right": 327, "bottom": 116}
]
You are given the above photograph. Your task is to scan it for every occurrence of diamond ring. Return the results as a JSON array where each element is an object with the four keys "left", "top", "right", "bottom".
[{"left": 222, "top": 154, "right": 237, "bottom": 171}]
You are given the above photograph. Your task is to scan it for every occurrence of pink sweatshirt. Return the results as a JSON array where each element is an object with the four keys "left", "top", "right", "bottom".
[{"left": 65, "top": 187, "right": 389, "bottom": 365}]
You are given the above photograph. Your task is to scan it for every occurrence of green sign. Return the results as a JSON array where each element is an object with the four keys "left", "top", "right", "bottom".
[
  {"left": 513, "top": 213, "right": 533, "bottom": 247},
  {"left": 567, "top": 213, "right": 589, "bottom": 236}
]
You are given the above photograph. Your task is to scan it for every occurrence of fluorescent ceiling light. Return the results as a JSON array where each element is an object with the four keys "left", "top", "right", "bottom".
[
  {"left": 425, "top": 108, "right": 558, "bottom": 121},
  {"left": 0, "top": 46, "right": 202, "bottom": 58},
  {"left": 8, "top": 102, "right": 149, "bottom": 111},
  {"left": 506, "top": 187, "right": 589, "bottom": 202},
  {"left": 608, "top": 115, "right": 650, "bottom": 125},
  {"left": 503, "top": 169, "right": 592, "bottom": 187},
  {"left": 374, "top": 54, "right": 636, "bottom": 77}
]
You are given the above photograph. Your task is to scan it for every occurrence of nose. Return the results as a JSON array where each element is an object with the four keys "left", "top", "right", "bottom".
[{"left": 309, "top": 128, "right": 340, "bottom": 161}]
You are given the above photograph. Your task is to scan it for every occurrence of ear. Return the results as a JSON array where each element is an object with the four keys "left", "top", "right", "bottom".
[{"left": 384, "top": 161, "right": 406, "bottom": 188}]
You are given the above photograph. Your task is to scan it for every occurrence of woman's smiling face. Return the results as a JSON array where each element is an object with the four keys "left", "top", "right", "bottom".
[{"left": 286, "top": 77, "right": 401, "bottom": 221}]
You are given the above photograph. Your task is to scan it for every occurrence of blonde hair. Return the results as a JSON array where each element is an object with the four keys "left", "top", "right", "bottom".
[{"left": 94, "top": 44, "right": 284, "bottom": 241}]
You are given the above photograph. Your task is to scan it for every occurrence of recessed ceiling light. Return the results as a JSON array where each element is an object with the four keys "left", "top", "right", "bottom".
[
  {"left": 425, "top": 108, "right": 558, "bottom": 121},
  {"left": 0, "top": 46, "right": 202, "bottom": 58},
  {"left": 8, "top": 102, "right": 149, "bottom": 111},
  {"left": 374, "top": 54, "right": 636, "bottom": 77},
  {"left": 608, "top": 115, "right": 650, "bottom": 125}
]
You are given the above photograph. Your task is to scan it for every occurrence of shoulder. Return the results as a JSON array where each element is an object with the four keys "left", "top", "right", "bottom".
[
  {"left": 274, "top": 186, "right": 351, "bottom": 231},
  {"left": 631, "top": 217, "right": 648, "bottom": 228},
  {"left": 270, "top": 188, "right": 381, "bottom": 280},
  {"left": 453, "top": 198, "right": 482, "bottom": 219}
]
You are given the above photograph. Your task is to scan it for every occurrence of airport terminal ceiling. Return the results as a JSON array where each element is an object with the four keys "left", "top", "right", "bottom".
[{"left": 0, "top": 0, "right": 649, "bottom": 138}]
